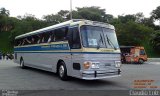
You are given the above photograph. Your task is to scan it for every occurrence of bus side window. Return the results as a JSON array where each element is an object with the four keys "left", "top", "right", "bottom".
[
  {"left": 15, "top": 39, "right": 20, "bottom": 46},
  {"left": 32, "top": 35, "right": 39, "bottom": 44},
  {"left": 40, "top": 32, "right": 50, "bottom": 43},
  {"left": 68, "top": 27, "right": 81, "bottom": 49},
  {"left": 47, "top": 32, "right": 54, "bottom": 43},
  {"left": 36, "top": 35, "right": 41, "bottom": 44},
  {"left": 55, "top": 27, "right": 68, "bottom": 41},
  {"left": 140, "top": 49, "right": 145, "bottom": 55},
  {"left": 21, "top": 38, "right": 25, "bottom": 46},
  {"left": 26, "top": 37, "right": 32, "bottom": 44},
  {"left": 50, "top": 30, "right": 55, "bottom": 42}
]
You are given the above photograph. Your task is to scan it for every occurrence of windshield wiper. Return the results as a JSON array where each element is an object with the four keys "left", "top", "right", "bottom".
[
  {"left": 97, "top": 34, "right": 104, "bottom": 50},
  {"left": 106, "top": 34, "right": 117, "bottom": 50}
]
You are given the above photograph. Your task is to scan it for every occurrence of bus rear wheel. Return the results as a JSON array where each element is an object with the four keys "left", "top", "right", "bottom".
[
  {"left": 58, "top": 62, "right": 68, "bottom": 80},
  {"left": 138, "top": 59, "right": 144, "bottom": 64}
]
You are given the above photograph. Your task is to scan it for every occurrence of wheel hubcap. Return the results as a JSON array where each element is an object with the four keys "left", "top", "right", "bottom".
[
  {"left": 59, "top": 65, "right": 64, "bottom": 77},
  {"left": 139, "top": 60, "right": 143, "bottom": 63}
]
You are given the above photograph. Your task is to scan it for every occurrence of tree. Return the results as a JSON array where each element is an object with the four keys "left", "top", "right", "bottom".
[
  {"left": 43, "top": 14, "right": 64, "bottom": 25},
  {"left": 112, "top": 14, "right": 154, "bottom": 46},
  {"left": 43, "top": 6, "right": 114, "bottom": 23},
  {"left": 0, "top": 15, "right": 15, "bottom": 32},
  {"left": 76, "top": 6, "right": 107, "bottom": 22},
  {"left": 58, "top": 10, "right": 70, "bottom": 20},
  {"left": 151, "top": 6, "right": 160, "bottom": 26},
  {"left": 150, "top": 30, "right": 160, "bottom": 53},
  {"left": 118, "top": 14, "right": 136, "bottom": 23},
  {"left": 0, "top": 7, "right": 10, "bottom": 16},
  {"left": 151, "top": 6, "right": 160, "bottom": 20}
]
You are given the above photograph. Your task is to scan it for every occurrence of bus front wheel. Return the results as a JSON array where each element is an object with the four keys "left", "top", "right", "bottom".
[{"left": 58, "top": 62, "right": 68, "bottom": 80}]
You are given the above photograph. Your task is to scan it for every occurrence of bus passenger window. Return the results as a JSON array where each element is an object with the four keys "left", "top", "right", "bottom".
[
  {"left": 40, "top": 33, "right": 46, "bottom": 43},
  {"left": 140, "top": 49, "right": 145, "bottom": 55},
  {"left": 55, "top": 27, "right": 68, "bottom": 41},
  {"left": 21, "top": 39, "right": 25, "bottom": 46},
  {"left": 17, "top": 38, "right": 24, "bottom": 46},
  {"left": 18, "top": 41, "right": 21, "bottom": 46},
  {"left": 31, "top": 37, "right": 35, "bottom": 44},
  {"left": 37, "top": 35, "right": 41, "bottom": 44},
  {"left": 26, "top": 37, "right": 32, "bottom": 44},
  {"left": 48, "top": 35, "right": 52, "bottom": 43},
  {"left": 32, "top": 35, "right": 39, "bottom": 44},
  {"left": 51, "top": 32, "right": 55, "bottom": 42},
  {"left": 42, "top": 32, "right": 50, "bottom": 43}
]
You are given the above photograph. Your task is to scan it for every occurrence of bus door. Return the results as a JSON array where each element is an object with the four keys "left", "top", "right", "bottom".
[{"left": 68, "top": 26, "right": 82, "bottom": 76}]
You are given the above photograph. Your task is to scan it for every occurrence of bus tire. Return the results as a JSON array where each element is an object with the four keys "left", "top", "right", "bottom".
[
  {"left": 20, "top": 58, "right": 26, "bottom": 69},
  {"left": 138, "top": 59, "right": 144, "bottom": 64},
  {"left": 58, "top": 62, "right": 68, "bottom": 81}
]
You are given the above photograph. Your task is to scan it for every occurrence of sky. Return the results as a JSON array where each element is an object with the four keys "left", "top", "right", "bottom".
[{"left": 0, "top": 0, "right": 160, "bottom": 19}]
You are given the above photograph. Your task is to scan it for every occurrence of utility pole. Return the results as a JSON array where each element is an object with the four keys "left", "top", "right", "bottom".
[{"left": 70, "top": 0, "right": 72, "bottom": 20}]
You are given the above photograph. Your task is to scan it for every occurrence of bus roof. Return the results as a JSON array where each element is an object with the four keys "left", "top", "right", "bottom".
[{"left": 15, "top": 19, "right": 114, "bottom": 39}]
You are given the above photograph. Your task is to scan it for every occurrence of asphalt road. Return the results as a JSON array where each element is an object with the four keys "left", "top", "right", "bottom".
[{"left": 0, "top": 60, "right": 160, "bottom": 91}]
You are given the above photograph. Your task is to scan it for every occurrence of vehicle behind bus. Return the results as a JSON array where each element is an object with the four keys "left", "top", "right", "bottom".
[
  {"left": 120, "top": 46, "right": 147, "bottom": 64},
  {"left": 14, "top": 19, "right": 121, "bottom": 80}
]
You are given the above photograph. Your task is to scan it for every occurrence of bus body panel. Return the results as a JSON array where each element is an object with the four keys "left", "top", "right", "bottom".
[
  {"left": 70, "top": 52, "right": 121, "bottom": 79},
  {"left": 14, "top": 51, "right": 121, "bottom": 79}
]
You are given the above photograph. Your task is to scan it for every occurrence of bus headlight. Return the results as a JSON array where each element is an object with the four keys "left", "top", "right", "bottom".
[
  {"left": 115, "top": 61, "right": 121, "bottom": 68},
  {"left": 83, "top": 61, "right": 91, "bottom": 69},
  {"left": 83, "top": 62, "right": 100, "bottom": 69},
  {"left": 91, "top": 62, "right": 100, "bottom": 69}
]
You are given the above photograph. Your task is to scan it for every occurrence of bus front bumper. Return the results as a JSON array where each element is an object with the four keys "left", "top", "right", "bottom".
[{"left": 81, "top": 69, "right": 121, "bottom": 80}]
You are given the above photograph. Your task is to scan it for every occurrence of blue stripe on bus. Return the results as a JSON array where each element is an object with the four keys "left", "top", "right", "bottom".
[
  {"left": 14, "top": 43, "right": 69, "bottom": 51},
  {"left": 14, "top": 43, "right": 121, "bottom": 54},
  {"left": 14, "top": 51, "right": 121, "bottom": 54}
]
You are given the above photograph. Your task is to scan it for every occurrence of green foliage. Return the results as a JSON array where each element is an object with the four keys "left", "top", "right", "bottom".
[
  {"left": 43, "top": 14, "right": 64, "bottom": 25},
  {"left": 58, "top": 10, "right": 70, "bottom": 19},
  {"left": 76, "top": 6, "right": 106, "bottom": 22},
  {"left": 111, "top": 14, "right": 154, "bottom": 46},
  {"left": 151, "top": 6, "right": 160, "bottom": 20},
  {"left": 150, "top": 30, "right": 160, "bottom": 53},
  {"left": 118, "top": 15, "right": 136, "bottom": 23},
  {"left": 0, "top": 32, "right": 13, "bottom": 53},
  {"left": 0, "top": 7, "right": 10, "bottom": 16},
  {"left": 142, "top": 40, "right": 160, "bottom": 58}
]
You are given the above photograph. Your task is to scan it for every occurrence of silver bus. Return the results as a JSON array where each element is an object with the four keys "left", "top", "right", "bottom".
[{"left": 14, "top": 19, "right": 121, "bottom": 80}]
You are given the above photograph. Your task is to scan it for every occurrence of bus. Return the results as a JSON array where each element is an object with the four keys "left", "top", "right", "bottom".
[
  {"left": 120, "top": 46, "right": 147, "bottom": 64},
  {"left": 14, "top": 19, "right": 121, "bottom": 80}
]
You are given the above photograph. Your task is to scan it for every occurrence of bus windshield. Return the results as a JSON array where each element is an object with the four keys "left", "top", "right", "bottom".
[{"left": 80, "top": 25, "right": 119, "bottom": 49}]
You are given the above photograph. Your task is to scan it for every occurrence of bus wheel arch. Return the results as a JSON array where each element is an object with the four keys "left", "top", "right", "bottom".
[{"left": 57, "top": 60, "right": 68, "bottom": 80}]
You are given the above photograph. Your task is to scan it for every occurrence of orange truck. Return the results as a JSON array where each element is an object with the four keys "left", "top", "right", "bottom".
[{"left": 120, "top": 46, "right": 148, "bottom": 64}]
